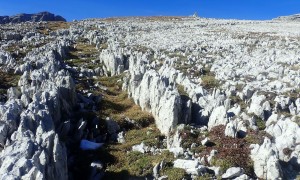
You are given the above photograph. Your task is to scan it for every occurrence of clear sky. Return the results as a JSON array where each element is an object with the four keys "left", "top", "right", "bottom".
[{"left": 0, "top": 0, "right": 299, "bottom": 21}]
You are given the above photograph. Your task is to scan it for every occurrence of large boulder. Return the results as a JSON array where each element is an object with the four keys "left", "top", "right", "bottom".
[
  {"left": 173, "top": 159, "right": 206, "bottom": 175},
  {"left": 250, "top": 138, "right": 282, "bottom": 179},
  {"left": 208, "top": 106, "right": 228, "bottom": 130}
]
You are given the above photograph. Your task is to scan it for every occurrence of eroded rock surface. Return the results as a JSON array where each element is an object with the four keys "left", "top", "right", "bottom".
[{"left": 1, "top": 14, "right": 300, "bottom": 179}]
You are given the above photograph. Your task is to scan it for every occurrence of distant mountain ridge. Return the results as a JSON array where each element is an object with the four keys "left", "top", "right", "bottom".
[
  {"left": 0, "top": 11, "right": 66, "bottom": 24},
  {"left": 273, "top": 14, "right": 300, "bottom": 21}
]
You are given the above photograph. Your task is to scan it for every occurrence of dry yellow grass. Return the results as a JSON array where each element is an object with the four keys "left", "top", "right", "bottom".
[
  {"left": 37, "top": 21, "right": 70, "bottom": 35},
  {"left": 96, "top": 75, "right": 154, "bottom": 127}
]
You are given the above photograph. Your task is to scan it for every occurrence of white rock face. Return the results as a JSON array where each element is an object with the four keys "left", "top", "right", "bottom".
[
  {"left": 125, "top": 58, "right": 183, "bottom": 135},
  {"left": 208, "top": 106, "right": 227, "bottom": 130},
  {"left": 0, "top": 51, "right": 15, "bottom": 69},
  {"left": 132, "top": 142, "right": 149, "bottom": 153},
  {"left": 100, "top": 48, "right": 126, "bottom": 76},
  {"left": 250, "top": 138, "right": 282, "bottom": 179},
  {"left": 266, "top": 117, "right": 300, "bottom": 163},
  {"left": 225, "top": 121, "right": 237, "bottom": 138},
  {"left": 173, "top": 159, "right": 206, "bottom": 175},
  {"left": 248, "top": 93, "right": 266, "bottom": 118},
  {"left": 222, "top": 167, "right": 244, "bottom": 179}
]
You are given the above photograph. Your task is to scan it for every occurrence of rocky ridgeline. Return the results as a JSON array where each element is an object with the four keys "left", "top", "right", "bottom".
[
  {"left": 0, "top": 14, "right": 300, "bottom": 179},
  {"left": 273, "top": 14, "right": 300, "bottom": 22},
  {"left": 0, "top": 12, "right": 66, "bottom": 24}
]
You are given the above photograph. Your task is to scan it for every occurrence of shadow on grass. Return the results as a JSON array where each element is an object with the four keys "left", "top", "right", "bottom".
[
  {"left": 103, "top": 171, "right": 150, "bottom": 180},
  {"left": 71, "top": 146, "right": 117, "bottom": 180}
]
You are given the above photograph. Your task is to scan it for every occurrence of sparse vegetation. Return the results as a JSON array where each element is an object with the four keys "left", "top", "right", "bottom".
[
  {"left": 65, "top": 41, "right": 100, "bottom": 70},
  {"left": 211, "top": 158, "right": 235, "bottom": 172},
  {"left": 255, "top": 116, "right": 266, "bottom": 130},
  {"left": 96, "top": 75, "right": 154, "bottom": 128},
  {"left": 105, "top": 147, "right": 175, "bottom": 178},
  {"left": 37, "top": 21, "right": 70, "bottom": 35},
  {"left": 160, "top": 167, "right": 187, "bottom": 180},
  {"left": 229, "top": 95, "right": 247, "bottom": 110},
  {"left": 0, "top": 70, "right": 20, "bottom": 97},
  {"left": 198, "top": 125, "right": 255, "bottom": 176},
  {"left": 201, "top": 75, "right": 220, "bottom": 89},
  {"left": 176, "top": 84, "right": 188, "bottom": 96}
]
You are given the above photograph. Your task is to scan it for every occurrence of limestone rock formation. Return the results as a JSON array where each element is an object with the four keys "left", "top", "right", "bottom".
[
  {"left": 273, "top": 14, "right": 300, "bottom": 22},
  {"left": 1, "top": 13, "right": 300, "bottom": 179},
  {"left": 0, "top": 12, "right": 66, "bottom": 24}
]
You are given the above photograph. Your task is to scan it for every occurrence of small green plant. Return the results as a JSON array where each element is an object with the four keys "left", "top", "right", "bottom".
[
  {"left": 126, "top": 151, "right": 153, "bottom": 176},
  {"left": 210, "top": 158, "right": 234, "bottom": 172},
  {"left": 161, "top": 167, "right": 186, "bottom": 180},
  {"left": 255, "top": 116, "right": 266, "bottom": 130}
]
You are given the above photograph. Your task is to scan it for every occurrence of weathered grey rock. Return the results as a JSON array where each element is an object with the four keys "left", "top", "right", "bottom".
[
  {"left": 0, "top": 51, "right": 16, "bottom": 69},
  {"left": 0, "top": 11, "right": 66, "bottom": 24},
  {"left": 250, "top": 138, "right": 282, "bottom": 179},
  {"left": 132, "top": 142, "right": 149, "bottom": 153},
  {"left": 222, "top": 167, "right": 244, "bottom": 179},
  {"left": 7, "top": 87, "right": 21, "bottom": 100},
  {"left": 117, "top": 131, "right": 125, "bottom": 144},
  {"left": 225, "top": 121, "right": 237, "bottom": 138},
  {"left": 248, "top": 93, "right": 266, "bottom": 118},
  {"left": 129, "top": 68, "right": 182, "bottom": 135},
  {"left": 266, "top": 117, "right": 300, "bottom": 161},
  {"left": 173, "top": 159, "right": 206, "bottom": 175},
  {"left": 167, "top": 130, "right": 183, "bottom": 157},
  {"left": 233, "top": 174, "right": 250, "bottom": 180},
  {"left": 153, "top": 162, "right": 160, "bottom": 179},
  {"left": 208, "top": 106, "right": 227, "bottom": 130},
  {"left": 273, "top": 14, "right": 300, "bottom": 22},
  {"left": 274, "top": 96, "right": 291, "bottom": 111},
  {"left": 0, "top": 40, "right": 76, "bottom": 179},
  {"left": 100, "top": 48, "right": 126, "bottom": 76}
]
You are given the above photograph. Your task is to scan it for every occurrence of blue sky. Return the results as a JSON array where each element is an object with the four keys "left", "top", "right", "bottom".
[{"left": 0, "top": 0, "right": 299, "bottom": 21}]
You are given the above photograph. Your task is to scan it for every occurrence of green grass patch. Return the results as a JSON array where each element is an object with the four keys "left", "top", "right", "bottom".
[
  {"left": 105, "top": 148, "right": 175, "bottom": 178},
  {"left": 255, "top": 116, "right": 266, "bottom": 130},
  {"left": 161, "top": 167, "right": 186, "bottom": 180}
]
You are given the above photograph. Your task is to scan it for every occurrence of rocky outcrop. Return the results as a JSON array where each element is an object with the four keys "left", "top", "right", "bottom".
[
  {"left": 273, "top": 14, "right": 300, "bottom": 22},
  {"left": 221, "top": 167, "right": 244, "bottom": 179},
  {"left": 173, "top": 159, "right": 206, "bottom": 175},
  {"left": 250, "top": 138, "right": 282, "bottom": 179},
  {"left": 0, "top": 40, "right": 76, "bottom": 179},
  {"left": 125, "top": 54, "right": 182, "bottom": 135},
  {"left": 0, "top": 12, "right": 66, "bottom": 24}
]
